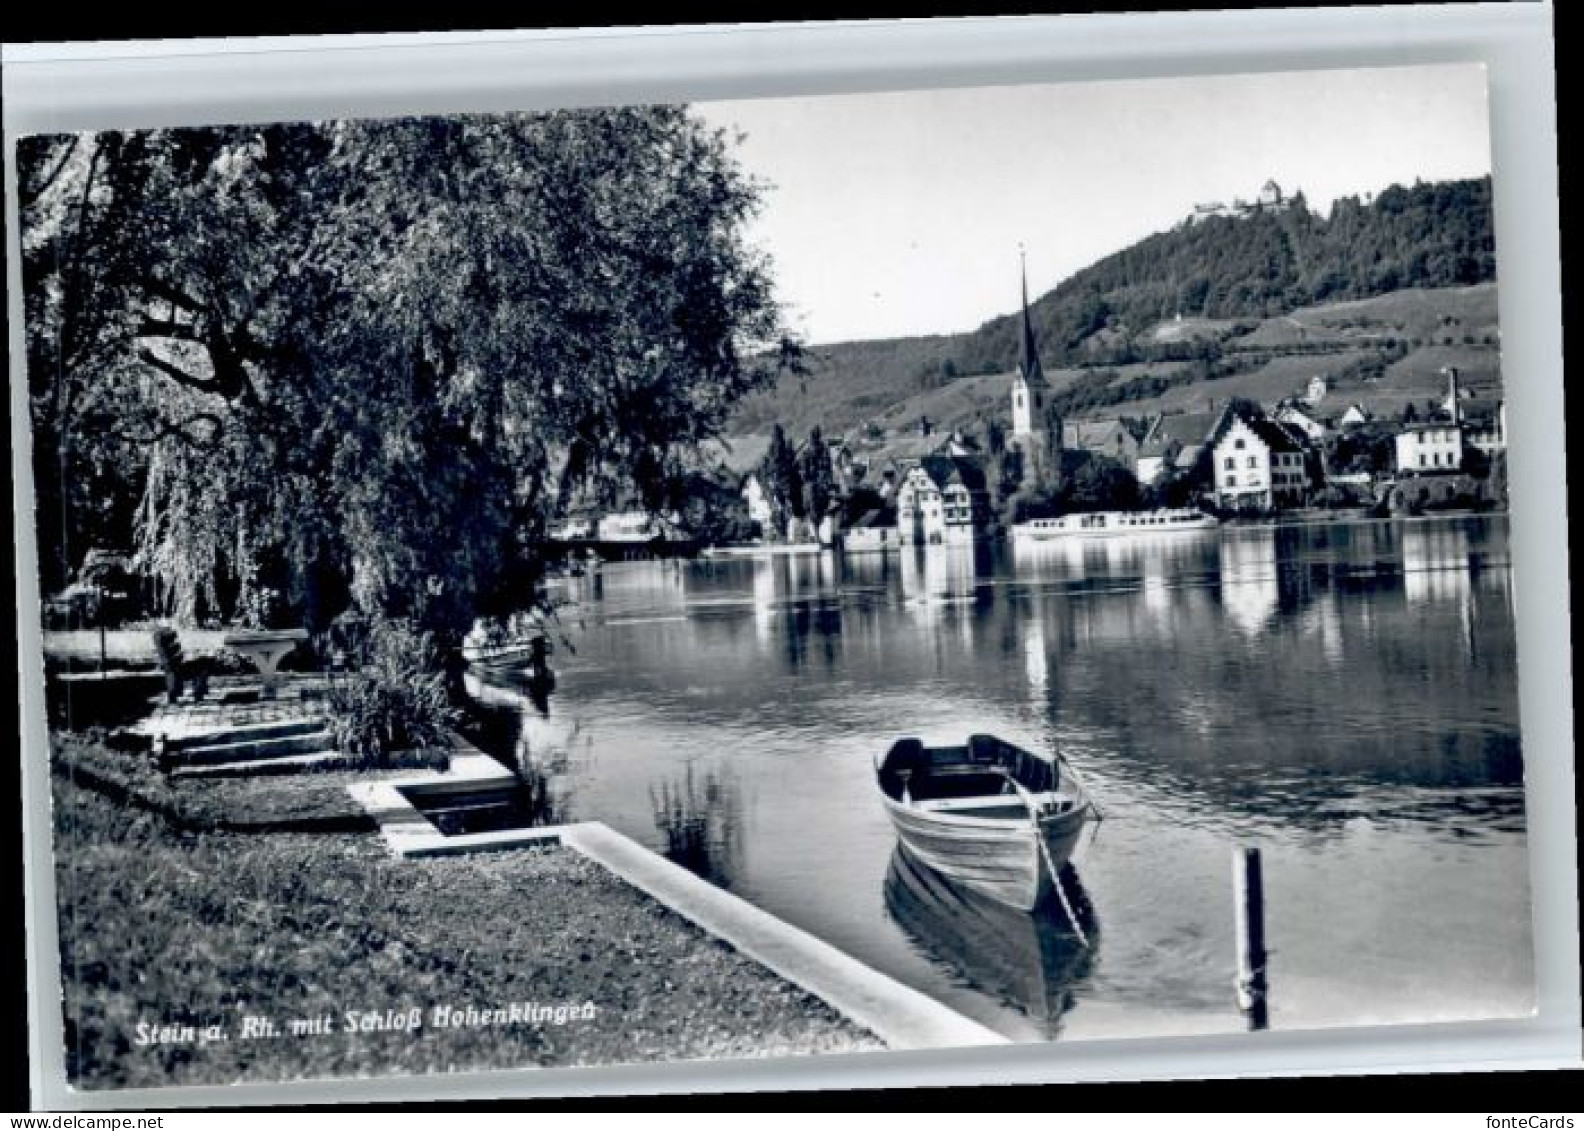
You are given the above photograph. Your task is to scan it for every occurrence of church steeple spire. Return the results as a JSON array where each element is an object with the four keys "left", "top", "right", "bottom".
[
  {"left": 1010, "top": 246, "right": 1047, "bottom": 443},
  {"left": 1019, "top": 245, "right": 1044, "bottom": 384}
]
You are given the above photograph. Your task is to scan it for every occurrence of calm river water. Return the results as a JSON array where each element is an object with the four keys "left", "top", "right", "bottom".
[{"left": 471, "top": 514, "right": 1532, "bottom": 1042}]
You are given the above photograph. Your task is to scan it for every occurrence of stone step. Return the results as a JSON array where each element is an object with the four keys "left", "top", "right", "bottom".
[
  {"left": 166, "top": 730, "right": 333, "bottom": 767},
  {"left": 165, "top": 717, "right": 328, "bottom": 752},
  {"left": 168, "top": 750, "right": 353, "bottom": 779}
]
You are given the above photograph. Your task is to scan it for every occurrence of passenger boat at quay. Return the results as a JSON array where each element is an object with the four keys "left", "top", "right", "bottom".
[
  {"left": 1010, "top": 508, "right": 1218, "bottom": 543},
  {"left": 701, "top": 542, "right": 824, "bottom": 558},
  {"left": 875, "top": 734, "right": 1094, "bottom": 912}
]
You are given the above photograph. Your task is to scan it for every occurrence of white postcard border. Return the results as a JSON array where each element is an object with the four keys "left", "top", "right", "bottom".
[{"left": 4, "top": 4, "right": 1573, "bottom": 1109}]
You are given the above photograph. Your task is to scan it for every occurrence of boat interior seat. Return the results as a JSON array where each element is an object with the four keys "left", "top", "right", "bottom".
[{"left": 906, "top": 769, "right": 1010, "bottom": 803}]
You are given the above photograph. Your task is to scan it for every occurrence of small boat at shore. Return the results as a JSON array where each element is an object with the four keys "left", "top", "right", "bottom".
[
  {"left": 1011, "top": 508, "right": 1218, "bottom": 543},
  {"left": 875, "top": 734, "right": 1093, "bottom": 912},
  {"left": 461, "top": 641, "right": 543, "bottom": 672},
  {"left": 461, "top": 625, "right": 557, "bottom": 681}
]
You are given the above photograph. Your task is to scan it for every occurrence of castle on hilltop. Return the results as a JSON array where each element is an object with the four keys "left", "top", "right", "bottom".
[{"left": 1188, "top": 179, "right": 1293, "bottom": 223}]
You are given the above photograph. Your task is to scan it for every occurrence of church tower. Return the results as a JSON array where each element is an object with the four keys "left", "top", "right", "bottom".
[{"left": 1010, "top": 249, "right": 1047, "bottom": 444}]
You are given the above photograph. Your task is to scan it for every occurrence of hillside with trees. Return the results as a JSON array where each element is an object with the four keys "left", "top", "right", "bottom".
[{"left": 729, "top": 176, "right": 1497, "bottom": 441}]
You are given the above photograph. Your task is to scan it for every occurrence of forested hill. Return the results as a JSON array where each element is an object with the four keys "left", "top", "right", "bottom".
[
  {"left": 729, "top": 176, "right": 1495, "bottom": 437},
  {"left": 957, "top": 177, "right": 1494, "bottom": 371}
]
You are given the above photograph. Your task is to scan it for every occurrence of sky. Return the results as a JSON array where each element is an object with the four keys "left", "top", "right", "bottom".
[{"left": 693, "top": 64, "right": 1492, "bottom": 346}]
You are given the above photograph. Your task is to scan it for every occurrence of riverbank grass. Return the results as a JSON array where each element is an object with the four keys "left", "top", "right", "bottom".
[{"left": 51, "top": 738, "right": 880, "bottom": 1090}]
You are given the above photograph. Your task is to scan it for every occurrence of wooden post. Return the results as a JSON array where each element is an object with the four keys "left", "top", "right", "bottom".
[{"left": 1234, "top": 845, "right": 1269, "bottom": 1030}]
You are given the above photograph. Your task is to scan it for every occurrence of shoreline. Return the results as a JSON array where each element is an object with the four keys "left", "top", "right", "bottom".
[{"left": 49, "top": 736, "right": 886, "bottom": 1091}]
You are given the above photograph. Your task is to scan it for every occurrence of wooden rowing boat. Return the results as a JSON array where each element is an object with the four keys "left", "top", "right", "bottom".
[{"left": 875, "top": 734, "right": 1093, "bottom": 912}]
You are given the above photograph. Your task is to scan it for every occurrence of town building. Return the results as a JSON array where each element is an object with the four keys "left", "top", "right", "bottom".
[
  {"left": 1462, "top": 399, "right": 1507, "bottom": 456},
  {"left": 597, "top": 510, "right": 684, "bottom": 542},
  {"left": 1212, "top": 416, "right": 1310, "bottom": 510},
  {"left": 1394, "top": 424, "right": 1464, "bottom": 475},
  {"left": 875, "top": 467, "right": 898, "bottom": 500},
  {"left": 1327, "top": 471, "right": 1376, "bottom": 492},
  {"left": 1397, "top": 366, "right": 1479, "bottom": 475},
  {"left": 843, "top": 507, "right": 900, "bottom": 554},
  {"left": 895, "top": 455, "right": 990, "bottom": 546},
  {"left": 1303, "top": 375, "right": 1331, "bottom": 407},
  {"left": 741, "top": 474, "right": 773, "bottom": 531},
  {"left": 1135, "top": 408, "right": 1224, "bottom": 484},
  {"left": 549, "top": 517, "right": 593, "bottom": 541},
  {"left": 1061, "top": 419, "right": 1142, "bottom": 474},
  {"left": 1275, "top": 404, "right": 1329, "bottom": 443},
  {"left": 1135, "top": 434, "right": 1182, "bottom": 487},
  {"left": 1338, "top": 404, "right": 1373, "bottom": 428},
  {"left": 1434, "top": 365, "right": 1506, "bottom": 457}
]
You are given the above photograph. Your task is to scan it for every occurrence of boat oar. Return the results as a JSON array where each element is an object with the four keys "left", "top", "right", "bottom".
[{"left": 1006, "top": 775, "right": 1091, "bottom": 949}]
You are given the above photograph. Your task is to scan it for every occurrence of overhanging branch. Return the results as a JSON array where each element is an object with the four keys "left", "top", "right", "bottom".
[
  {"left": 138, "top": 317, "right": 204, "bottom": 342},
  {"left": 107, "top": 412, "right": 226, "bottom": 450},
  {"left": 137, "top": 347, "right": 223, "bottom": 395}
]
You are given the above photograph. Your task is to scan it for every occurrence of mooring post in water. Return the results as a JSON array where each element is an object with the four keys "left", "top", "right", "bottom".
[{"left": 1234, "top": 845, "right": 1269, "bottom": 1030}]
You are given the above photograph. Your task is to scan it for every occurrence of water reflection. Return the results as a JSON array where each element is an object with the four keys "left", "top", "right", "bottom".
[
  {"left": 884, "top": 849, "right": 1097, "bottom": 1036},
  {"left": 650, "top": 764, "right": 742, "bottom": 889},
  {"left": 899, "top": 545, "right": 982, "bottom": 619},
  {"left": 465, "top": 516, "right": 1528, "bottom": 1040},
  {"left": 1402, "top": 523, "right": 1473, "bottom": 607},
  {"left": 1010, "top": 528, "right": 1220, "bottom": 581},
  {"left": 1218, "top": 529, "right": 1280, "bottom": 637},
  {"left": 752, "top": 559, "right": 776, "bottom": 646},
  {"left": 463, "top": 669, "right": 582, "bottom": 807}
]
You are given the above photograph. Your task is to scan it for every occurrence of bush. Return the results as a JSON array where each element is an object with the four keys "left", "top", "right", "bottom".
[
  {"left": 325, "top": 619, "right": 456, "bottom": 768},
  {"left": 151, "top": 625, "right": 184, "bottom": 703},
  {"left": 1312, "top": 485, "right": 1353, "bottom": 509},
  {"left": 150, "top": 626, "right": 183, "bottom": 672}
]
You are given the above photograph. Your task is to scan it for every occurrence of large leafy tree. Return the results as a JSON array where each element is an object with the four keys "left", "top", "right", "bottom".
[
  {"left": 758, "top": 423, "right": 803, "bottom": 531},
  {"left": 798, "top": 426, "right": 835, "bottom": 521},
  {"left": 20, "top": 109, "right": 798, "bottom": 640}
]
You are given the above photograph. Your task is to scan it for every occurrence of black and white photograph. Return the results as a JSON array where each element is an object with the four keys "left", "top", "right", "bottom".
[{"left": 6, "top": 28, "right": 1568, "bottom": 1103}]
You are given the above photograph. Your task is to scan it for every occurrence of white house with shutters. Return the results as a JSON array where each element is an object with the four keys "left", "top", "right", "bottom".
[
  {"left": 894, "top": 456, "right": 990, "bottom": 546},
  {"left": 1395, "top": 424, "right": 1464, "bottom": 475},
  {"left": 1212, "top": 417, "right": 1310, "bottom": 510}
]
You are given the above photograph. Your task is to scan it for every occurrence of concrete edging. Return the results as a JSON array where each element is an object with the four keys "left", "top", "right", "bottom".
[{"left": 345, "top": 737, "right": 1006, "bottom": 1051}]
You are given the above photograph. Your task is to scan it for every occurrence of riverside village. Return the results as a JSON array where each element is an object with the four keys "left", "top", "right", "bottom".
[
  {"left": 20, "top": 71, "right": 1532, "bottom": 1093},
  {"left": 569, "top": 244, "right": 1507, "bottom": 559}
]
